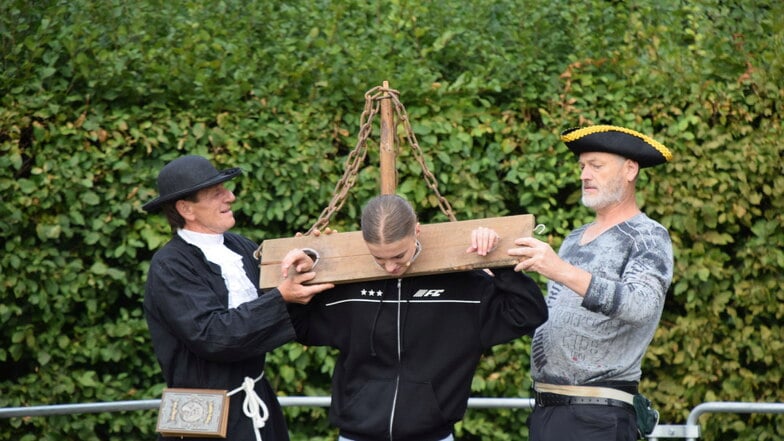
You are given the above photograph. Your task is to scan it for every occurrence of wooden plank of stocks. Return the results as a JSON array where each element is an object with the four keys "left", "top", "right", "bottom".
[{"left": 258, "top": 214, "right": 534, "bottom": 289}]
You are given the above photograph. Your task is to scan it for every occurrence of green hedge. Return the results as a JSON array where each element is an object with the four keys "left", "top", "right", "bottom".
[{"left": 1, "top": 0, "right": 782, "bottom": 439}]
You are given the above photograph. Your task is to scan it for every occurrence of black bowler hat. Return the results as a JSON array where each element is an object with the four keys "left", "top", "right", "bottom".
[
  {"left": 561, "top": 125, "right": 673, "bottom": 168},
  {"left": 142, "top": 155, "right": 242, "bottom": 212}
]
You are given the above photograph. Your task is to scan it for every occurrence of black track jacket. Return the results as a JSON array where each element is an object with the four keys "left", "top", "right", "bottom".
[{"left": 289, "top": 268, "right": 547, "bottom": 441}]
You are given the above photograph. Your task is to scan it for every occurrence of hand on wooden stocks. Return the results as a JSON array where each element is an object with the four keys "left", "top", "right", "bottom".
[{"left": 277, "top": 248, "right": 334, "bottom": 304}]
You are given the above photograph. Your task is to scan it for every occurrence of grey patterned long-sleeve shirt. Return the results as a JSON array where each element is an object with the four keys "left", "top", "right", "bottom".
[{"left": 530, "top": 213, "right": 673, "bottom": 385}]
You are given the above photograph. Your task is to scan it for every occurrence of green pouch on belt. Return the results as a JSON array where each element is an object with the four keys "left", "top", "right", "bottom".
[{"left": 633, "top": 393, "right": 659, "bottom": 437}]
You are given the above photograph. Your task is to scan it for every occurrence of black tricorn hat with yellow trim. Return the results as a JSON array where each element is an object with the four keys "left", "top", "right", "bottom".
[{"left": 561, "top": 125, "right": 673, "bottom": 168}]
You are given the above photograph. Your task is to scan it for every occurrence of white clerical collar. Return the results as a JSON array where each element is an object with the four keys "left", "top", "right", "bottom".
[
  {"left": 178, "top": 228, "right": 224, "bottom": 248},
  {"left": 177, "top": 228, "right": 257, "bottom": 309}
]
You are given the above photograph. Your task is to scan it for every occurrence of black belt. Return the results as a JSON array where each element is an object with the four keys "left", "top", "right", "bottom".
[{"left": 535, "top": 392, "right": 634, "bottom": 411}]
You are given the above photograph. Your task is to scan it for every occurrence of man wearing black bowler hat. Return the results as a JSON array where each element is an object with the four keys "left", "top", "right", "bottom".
[
  {"left": 142, "top": 155, "right": 334, "bottom": 441},
  {"left": 509, "top": 126, "right": 674, "bottom": 440}
]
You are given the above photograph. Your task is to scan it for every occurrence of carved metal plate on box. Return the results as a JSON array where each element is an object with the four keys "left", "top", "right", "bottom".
[{"left": 156, "top": 388, "right": 229, "bottom": 438}]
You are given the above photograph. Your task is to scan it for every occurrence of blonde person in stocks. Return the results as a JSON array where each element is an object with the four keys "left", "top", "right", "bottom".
[
  {"left": 142, "top": 155, "right": 333, "bottom": 441},
  {"left": 509, "top": 126, "right": 674, "bottom": 441},
  {"left": 286, "top": 194, "right": 548, "bottom": 441}
]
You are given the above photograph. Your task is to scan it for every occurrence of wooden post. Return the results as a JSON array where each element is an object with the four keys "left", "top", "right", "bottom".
[{"left": 379, "top": 81, "right": 397, "bottom": 194}]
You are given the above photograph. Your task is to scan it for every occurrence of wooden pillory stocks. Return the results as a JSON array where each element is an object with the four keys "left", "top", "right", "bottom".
[{"left": 257, "top": 81, "right": 534, "bottom": 289}]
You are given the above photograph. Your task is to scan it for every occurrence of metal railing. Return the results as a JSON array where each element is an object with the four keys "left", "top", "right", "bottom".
[
  {"left": 647, "top": 402, "right": 784, "bottom": 441},
  {"left": 0, "top": 397, "right": 530, "bottom": 418},
  {"left": 2, "top": 397, "right": 783, "bottom": 439}
]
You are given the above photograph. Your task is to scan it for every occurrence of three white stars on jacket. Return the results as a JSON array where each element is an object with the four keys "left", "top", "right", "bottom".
[{"left": 360, "top": 289, "right": 383, "bottom": 297}]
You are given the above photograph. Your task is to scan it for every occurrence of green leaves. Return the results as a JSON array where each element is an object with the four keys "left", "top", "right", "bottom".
[{"left": 1, "top": 0, "right": 782, "bottom": 440}]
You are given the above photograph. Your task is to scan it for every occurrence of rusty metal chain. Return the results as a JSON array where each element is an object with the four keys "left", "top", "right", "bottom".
[
  {"left": 303, "top": 87, "right": 378, "bottom": 235},
  {"left": 305, "top": 85, "right": 456, "bottom": 236},
  {"left": 386, "top": 89, "right": 456, "bottom": 222}
]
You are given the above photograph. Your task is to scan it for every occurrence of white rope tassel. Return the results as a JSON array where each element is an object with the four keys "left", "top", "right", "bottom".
[{"left": 228, "top": 373, "right": 268, "bottom": 441}]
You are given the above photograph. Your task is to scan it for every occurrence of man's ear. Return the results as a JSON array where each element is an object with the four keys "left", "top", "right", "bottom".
[
  {"left": 176, "top": 199, "right": 194, "bottom": 221},
  {"left": 625, "top": 159, "right": 640, "bottom": 182}
]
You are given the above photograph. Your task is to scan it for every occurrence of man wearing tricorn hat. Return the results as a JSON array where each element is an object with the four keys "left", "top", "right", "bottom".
[
  {"left": 509, "top": 125, "right": 674, "bottom": 440},
  {"left": 142, "top": 155, "right": 333, "bottom": 440}
]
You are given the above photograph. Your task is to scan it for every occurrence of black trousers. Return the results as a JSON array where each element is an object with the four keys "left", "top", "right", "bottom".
[{"left": 527, "top": 403, "right": 639, "bottom": 441}]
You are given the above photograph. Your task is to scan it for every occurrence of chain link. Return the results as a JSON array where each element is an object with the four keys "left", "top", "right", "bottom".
[{"left": 305, "top": 85, "right": 455, "bottom": 235}]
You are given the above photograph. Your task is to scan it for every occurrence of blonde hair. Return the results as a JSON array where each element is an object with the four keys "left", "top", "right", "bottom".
[{"left": 361, "top": 195, "right": 417, "bottom": 244}]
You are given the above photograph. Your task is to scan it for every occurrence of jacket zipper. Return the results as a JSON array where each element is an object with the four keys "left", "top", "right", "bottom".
[{"left": 388, "top": 278, "right": 403, "bottom": 440}]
